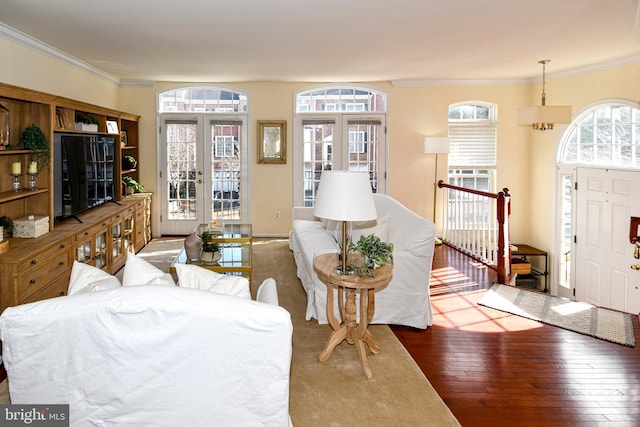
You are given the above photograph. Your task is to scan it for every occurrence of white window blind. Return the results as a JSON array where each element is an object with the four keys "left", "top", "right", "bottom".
[{"left": 448, "top": 121, "right": 497, "bottom": 168}]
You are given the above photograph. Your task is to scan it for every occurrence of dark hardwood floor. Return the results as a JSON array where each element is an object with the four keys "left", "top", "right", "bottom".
[{"left": 391, "top": 244, "right": 640, "bottom": 427}]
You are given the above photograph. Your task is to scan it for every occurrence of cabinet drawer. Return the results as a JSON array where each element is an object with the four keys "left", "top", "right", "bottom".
[
  {"left": 17, "top": 237, "right": 73, "bottom": 271},
  {"left": 75, "top": 221, "right": 109, "bottom": 240},
  {"left": 19, "top": 276, "right": 69, "bottom": 305},
  {"left": 18, "top": 252, "right": 71, "bottom": 302}
]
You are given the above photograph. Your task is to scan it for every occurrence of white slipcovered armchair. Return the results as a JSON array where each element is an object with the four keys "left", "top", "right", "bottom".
[{"left": 0, "top": 285, "right": 293, "bottom": 426}]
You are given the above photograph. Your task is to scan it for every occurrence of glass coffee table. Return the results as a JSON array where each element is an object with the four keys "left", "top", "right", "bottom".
[{"left": 170, "top": 223, "right": 253, "bottom": 287}]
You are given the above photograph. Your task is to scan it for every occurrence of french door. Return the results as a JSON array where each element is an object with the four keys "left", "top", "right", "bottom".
[
  {"left": 294, "top": 114, "right": 387, "bottom": 207},
  {"left": 159, "top": 114, "right": 249, "bottom": 235}
]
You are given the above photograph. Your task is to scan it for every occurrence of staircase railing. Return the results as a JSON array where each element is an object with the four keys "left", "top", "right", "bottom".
[{"left": 437, "top": 180, "right": 512, "bottom": 284}]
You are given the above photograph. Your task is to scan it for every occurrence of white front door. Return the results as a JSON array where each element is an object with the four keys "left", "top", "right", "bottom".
[
  {"left": 575, "top": 167, "right": 640, "bottom": 313},
  {"left": 159, "top": 114, "right": 248, "bottom": 235}
]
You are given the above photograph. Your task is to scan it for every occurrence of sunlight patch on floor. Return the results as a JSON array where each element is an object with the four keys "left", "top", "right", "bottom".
[{"left": 430, "top": 266, "right": 543, "bottom": 333}]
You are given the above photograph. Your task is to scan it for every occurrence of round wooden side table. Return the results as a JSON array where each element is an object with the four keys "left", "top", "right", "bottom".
[{"left": 313, "top": 253, "right": 393, "bottom": 379}]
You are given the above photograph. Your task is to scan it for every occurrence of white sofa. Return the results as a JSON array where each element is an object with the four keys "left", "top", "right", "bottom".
[
  {"left": 289, "top": 193, "right": 436, "bottom": 329},
  {"left": 0, "top": 284, "right": 293, "bottom": 426}
]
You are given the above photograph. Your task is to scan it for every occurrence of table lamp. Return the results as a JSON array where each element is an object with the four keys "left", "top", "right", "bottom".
[{"left": 314, "top": 170, "right": 377, "bottom": 275}]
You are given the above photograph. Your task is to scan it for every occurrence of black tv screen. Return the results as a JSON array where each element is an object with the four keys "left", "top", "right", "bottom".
[{"left": 54, "top": 134, "right": 116, "bottom": 220}]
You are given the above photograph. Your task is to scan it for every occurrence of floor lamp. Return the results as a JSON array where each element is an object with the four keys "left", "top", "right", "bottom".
[
  {"left": 424, "top": 137, "right": 450, "bottom": 244},
  {"left": 314, "top": 170, "right": 377, "bottom": 275}
]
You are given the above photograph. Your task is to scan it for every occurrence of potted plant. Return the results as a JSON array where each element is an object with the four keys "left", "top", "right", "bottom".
[
  {"left": 0, "top": 215, "right": 14, "bottom": 237},
  {"left": 348, "top": 233, "right": 393, "bottom": 277},
  {"left": 122, "top": 176, "right": 144, "bottom": 195},
  {"left": 123, "top": 155, "right": 137, "bottom": 170},
  {"left": 21, "top": 124, "right": 50, "bottom": 171},
  {"left": 75, "top": 114, "right": 99, "bottom": 132},
  {"left": 199, "top": 230, "right": 221, "bottom": 263}
]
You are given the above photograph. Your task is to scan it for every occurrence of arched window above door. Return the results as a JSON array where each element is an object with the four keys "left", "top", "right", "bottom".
[
  {"left": 295, "top": 86, "right": 386, "bottom": 113},
  {"left": 559, "top": 101, "right": 640, "bottom": 167},
  {"left": 159, "top": 86, "right": 248, "bottom": 113}
]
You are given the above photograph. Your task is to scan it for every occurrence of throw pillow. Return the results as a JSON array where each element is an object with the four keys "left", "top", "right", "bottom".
[
  {"left": 67, "top": 261, "right": 121, "bottom": 295},
  {"left": 122, "top": 253, "right": 175, "bottom": 287},
  {"left": 174, "top": 264, "right": 250, "bottom": 299},
  {"left": 256, "top": 278, "right": 279, "bottom": 306}
]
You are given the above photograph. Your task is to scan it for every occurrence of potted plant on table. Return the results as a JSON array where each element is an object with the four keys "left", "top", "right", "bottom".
[
  {"left": 348, "top": 233, "right": 393, "bottom": 277},
  {"left": 199, "top": 231, "right": 221, "bottom": 264}
]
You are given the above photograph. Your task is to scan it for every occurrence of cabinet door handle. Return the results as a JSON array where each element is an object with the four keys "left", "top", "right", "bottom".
[
  {"left": 29, "top": 279, "right": 36, "bottom": 284},
  {"left": 59, "top": 261, "right": 65, "bottom": 266},
  {"left": 60, "top": 244, "right": 65, "bottom": 249},
  {"left": 31, "top": 259, "right": 37, "bottom": 265}
]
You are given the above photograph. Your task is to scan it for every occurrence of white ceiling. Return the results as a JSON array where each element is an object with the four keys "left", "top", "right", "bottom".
[{"left": 1, "top": 0, "right": 639, "bottom": 84}]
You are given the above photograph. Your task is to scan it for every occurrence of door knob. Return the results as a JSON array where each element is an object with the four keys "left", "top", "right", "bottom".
[
  {"left": 631, "top": 264, "right": 640, "bottom": 270},
  {"left": 197, "top": 179, "right": 203, "bottom": 184}
]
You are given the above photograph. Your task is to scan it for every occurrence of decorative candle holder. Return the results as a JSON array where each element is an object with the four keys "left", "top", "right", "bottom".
[
  {"left": 12, "top": 173, "right": 21, "bottom": 192},
  {"left": 28, "top": 172, "right": 37, "bottom": 191}
]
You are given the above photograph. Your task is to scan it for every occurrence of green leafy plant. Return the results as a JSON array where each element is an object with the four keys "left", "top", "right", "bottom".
[
  {"left": 199, "top": 231, "right": 220, "bottom": 252},
  {"left": 123, "top": 155, "right": 137, "bottom": 169},
  {"left": 76, "top": 114, "right": 99, "bottom": 125},
  {"left": 122, "top": 176, "right": 144, "bottom": 193},
  {"left": 21, "top": 124, "right": 50, "bottom": 169},
  {"left": 0, "top": 215, "right": 14, "bottom": 237},
  {"left": 348, "top": 233, "right": 393, "bottom": 277}
]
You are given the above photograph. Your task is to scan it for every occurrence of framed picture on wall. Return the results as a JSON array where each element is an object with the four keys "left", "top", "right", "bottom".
[{"left": 257, "top": 120, "right": 286, "bottom": 164}]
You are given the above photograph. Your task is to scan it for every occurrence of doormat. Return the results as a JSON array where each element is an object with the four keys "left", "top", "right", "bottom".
[{"left": 478, "top": 284, "right": 635, "bottom": 347}]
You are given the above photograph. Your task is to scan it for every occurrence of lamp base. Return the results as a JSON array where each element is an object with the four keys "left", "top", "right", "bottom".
[{"left": 335, "top": 264, "right": 356, "bottom": 276}]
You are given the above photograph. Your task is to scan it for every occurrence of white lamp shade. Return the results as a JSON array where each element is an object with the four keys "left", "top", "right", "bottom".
[
  {"left": 517, "top": 105, "right": 572, "bottom": 125},
  {"left": 313, "top": 171, "right": 377, "bottom": 221},
  {"left": 424, "top": 137, "right": 450, "bottom": 154}
]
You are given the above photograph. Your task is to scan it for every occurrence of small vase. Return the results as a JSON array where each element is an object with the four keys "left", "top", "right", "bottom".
[{"left": 184, "top": 232, "right": 202, "bottom": 260}]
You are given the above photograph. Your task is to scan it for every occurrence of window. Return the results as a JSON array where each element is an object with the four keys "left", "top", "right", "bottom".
[
  {"left": 294, "top": 85, "right": 387, "bottom": 206},
  {"left": 559, "top": 103, "right": 640, "bottom": 167},
  {"left": 159, "top": 87, "right": 248, "bottom": 113},
  {"left": 448, "top": 102, "right": 498, "bottom": 191}
]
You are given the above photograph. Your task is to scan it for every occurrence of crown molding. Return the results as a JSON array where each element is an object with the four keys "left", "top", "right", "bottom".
[
  {"left": 0, "top": 22, "right": 120, "bottom": 85},
  {"left": 391, "top": 78, "right": 526, "bottom": 87},
  {"left": 392, "top": 54, "right": 640, "bottom": 87},
  {"left": 120, "top": 80, "right": 156, "bottom": 87}
]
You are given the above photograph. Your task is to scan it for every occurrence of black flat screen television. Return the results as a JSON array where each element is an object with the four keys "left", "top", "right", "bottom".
[{"left": 54, "top": 133, "right": 116, "bottom": 221}]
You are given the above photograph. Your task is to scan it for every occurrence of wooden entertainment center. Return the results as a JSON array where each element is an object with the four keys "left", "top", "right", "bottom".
[{"left": 0, "top": 82, "right": 151, "bottom": 312}]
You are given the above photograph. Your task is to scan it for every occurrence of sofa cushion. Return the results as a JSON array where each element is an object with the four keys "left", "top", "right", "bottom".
[
  {"left": 67, "top": 261, "right": 121, "bottom": 295},
  {"left": 174, "top": 263, "right": 250, "bottom": 299},
  {"left": 122, "top": 253, "right": 175, "bottom": 287}
]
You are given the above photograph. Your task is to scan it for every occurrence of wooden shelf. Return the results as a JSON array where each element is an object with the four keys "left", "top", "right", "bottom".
[
  {"left": 0, "top": 150, "right": 30, "bottom": 156},
  {"left": 0, "top": 188, "right": 48, "bottom": 204}
]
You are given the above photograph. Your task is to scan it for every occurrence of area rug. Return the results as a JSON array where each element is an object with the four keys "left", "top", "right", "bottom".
[
  {"left": 478, "top": 283, "right": 635, "bottom": 347},
  {"left": 95, "top": 237, "right": 461, "bottom": 426}
]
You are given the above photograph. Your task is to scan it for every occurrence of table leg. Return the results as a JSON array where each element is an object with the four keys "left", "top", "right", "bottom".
[{"left": 325, "top": 283, "right": 340, "bottom": 332}]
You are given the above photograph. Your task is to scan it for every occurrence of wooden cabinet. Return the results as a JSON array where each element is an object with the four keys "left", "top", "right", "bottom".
[
  {"left": 0, "top": 193, "right": 152, "bottom": 311},
  {"left": 0, "top": 82, "right": 140, "bottom": 227}
]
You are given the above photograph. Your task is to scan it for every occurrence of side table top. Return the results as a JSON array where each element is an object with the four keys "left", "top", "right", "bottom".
[{"left": 313, "top": 253, "right": 392, "bottom": 290}]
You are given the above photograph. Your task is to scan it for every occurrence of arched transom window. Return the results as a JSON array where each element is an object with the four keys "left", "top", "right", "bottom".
[
  {"left": 560, "top": 102, "right": 640, "bottom": 166},
  {"left": 159, "top": 87, "right": 248, "bottom": 113}
]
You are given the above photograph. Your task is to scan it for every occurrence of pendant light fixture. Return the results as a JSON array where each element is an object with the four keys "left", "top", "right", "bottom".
[{"left": 517, "top": 60, "right": 572, "bottom": 131}]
